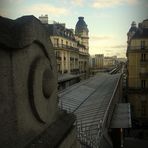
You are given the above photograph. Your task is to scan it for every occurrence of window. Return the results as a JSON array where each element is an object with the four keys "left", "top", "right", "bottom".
[
  {"left": 141, "top": 40, "right": 145, "bottom": 49},
  {"left": 141, "top": 53, "right": 146, "bottom": 61},
  {"left": 141, "top": 80, "right": 146, "bottom": 89},
  {"left": 61, "top": 39, "right": 63, "bottom": 46},
  {"left": 54, "top": 38, "right": 59, "bottom": 47},
  {"left": 141, "top": 101, "right": 147, "bottom": 116},
  {"left": 66, "top": 41, "right": 68, "bottom": 47}
]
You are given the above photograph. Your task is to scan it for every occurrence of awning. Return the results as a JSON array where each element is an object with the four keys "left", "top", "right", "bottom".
[{"left": 110, "top": 103, "right": 132, "bottom": 128}]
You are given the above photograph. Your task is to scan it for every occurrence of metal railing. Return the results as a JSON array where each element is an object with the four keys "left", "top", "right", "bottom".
[
  {"left": 77, "top": 74, "right": 123, "bottom": 148},
  {"left": 59, "top": 74, "right": 123, "bottom": 148},
  {"left": 53, "top": 44, "right": 79, "bottom": 51},
  {"left": 102, "top": 74, "right": 122, "bottom": 128},
  {"left": 127, "top": 46, "right": 148, "bottom": 50}
]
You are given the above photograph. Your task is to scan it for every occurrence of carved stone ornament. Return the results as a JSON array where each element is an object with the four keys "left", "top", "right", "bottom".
[{"left": 0, "top": 16, "right": 58, "bottom": 147}]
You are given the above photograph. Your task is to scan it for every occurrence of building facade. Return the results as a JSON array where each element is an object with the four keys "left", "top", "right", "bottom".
[
  {"left": 75, "top": 17, "right": 89, "bottom": 74},
  {"left": 39, "top": 15, "right": 89, "bottom": 76},
  {"left": 104, "top": 56, "right": 117, "bottom": 68},
  {"left": 95, "top": 54, "right": 104, "bottom": 68},
  {"left": 46, "top": 22, "right": 79, "bottom": 75},
  {"left": 127, "top": 19, "right": 148, "bottom": 125}
]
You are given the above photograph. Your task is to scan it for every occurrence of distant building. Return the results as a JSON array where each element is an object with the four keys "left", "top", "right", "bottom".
[
  {"left": 127, "top": 19, "right": 148, "bottom": 126},
  {"left": 89, "top": 55, "right": 117, "bottom": 69},
  {"left": 95, "top": 54, "right": 104, "bottom": 68},
  {"left": 116, "top": 57, "right": 127, "bottom": 63},
  {"left": 104, "top": 56, "right": 117, "bottom": 68},
  {"left": 89, "top": 55, "right": 95, "bottom": 68},
  {"left": 39, "top": 15, "right": 89, "bottom": 76}
]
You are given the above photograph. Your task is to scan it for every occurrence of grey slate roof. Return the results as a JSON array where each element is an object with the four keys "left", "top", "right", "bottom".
[
  {"left": 132, "top": 28, "right": 148, "bottom": 39},
  {"left": 129, "top": 19, "right": 148, "bottom": 39},
  {"left": 45, "top": 23, "right": 76, "bottom": 41}
]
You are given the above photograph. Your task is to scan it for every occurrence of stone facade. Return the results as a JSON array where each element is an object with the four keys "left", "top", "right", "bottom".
[
  {"left": 39, "top": 15, "right": 89, "bottom": 76},
  {"left": 127, "top": 19, "right": 148, "bottom": 125},
  {"left": 0, "top": 16, "right": 79, "bottom": 148}
]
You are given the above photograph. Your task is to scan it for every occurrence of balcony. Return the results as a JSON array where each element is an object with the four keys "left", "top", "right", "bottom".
[
  {"left": 127, "top": 46, "right": 148, "bottom": 51},
  {"left": 79, "top": 51, "right": 89, "bottom": 56},
  {"left": 53, "top": 44, "right": 79, "bottom": 52},
  {"left": 70, "top": 69, "right": 79, "bottom": 74},
  {"left": 128, "top": 87, "right": 148, "bottom": 94}
]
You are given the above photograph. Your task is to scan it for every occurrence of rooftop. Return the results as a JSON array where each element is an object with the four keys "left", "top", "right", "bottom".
[{"left": 59, "top": 73, "right": 122, "bottom": 141}]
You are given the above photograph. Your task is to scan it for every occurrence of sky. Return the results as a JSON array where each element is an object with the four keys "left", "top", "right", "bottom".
[{"left": 0, "top": 0, "right": 148, "bottom": 58}]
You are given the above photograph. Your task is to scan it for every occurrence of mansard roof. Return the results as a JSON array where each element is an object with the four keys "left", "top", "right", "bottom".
[
  {"left": 46, "top": 23, "right": 76, "bottom": 41},
  {"left": 132, "top": 27, "right": 148, "bottom": 39}
]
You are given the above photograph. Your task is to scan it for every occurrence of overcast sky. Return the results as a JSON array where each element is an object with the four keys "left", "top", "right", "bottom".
[{"left": 0, "top": 0, "right": 148, "bottom": 57}]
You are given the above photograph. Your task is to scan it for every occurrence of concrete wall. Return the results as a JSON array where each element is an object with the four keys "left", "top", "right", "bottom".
[{"left": 59, "top": 127, "right": 80, "bottom": 148}]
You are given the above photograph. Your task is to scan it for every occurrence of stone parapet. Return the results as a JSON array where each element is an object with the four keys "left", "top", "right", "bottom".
[{"left": 0, "top": 16, "right": 58, "bottom": 148}]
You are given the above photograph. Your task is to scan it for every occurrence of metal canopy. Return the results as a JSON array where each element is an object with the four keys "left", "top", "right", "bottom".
[
  {"left": 110, "top": 103, "right": 132, "bottom": 128},
  {"left": 59, "top": 73, "right": 122, "bottom": 147}
]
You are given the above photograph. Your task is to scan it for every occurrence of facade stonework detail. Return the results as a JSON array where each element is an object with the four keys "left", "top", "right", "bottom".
[{"left": 0, "top": 16, "right": 79, "bottom": 148}]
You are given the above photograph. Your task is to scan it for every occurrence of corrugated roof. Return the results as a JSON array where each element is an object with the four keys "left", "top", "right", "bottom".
[{"left": 58, "top": 73, "right": 121, "bottom": 146}]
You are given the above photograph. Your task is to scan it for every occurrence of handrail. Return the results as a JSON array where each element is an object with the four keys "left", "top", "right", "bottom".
[
  {"left": 102, "top": 74, "right": 122, "bottom": 128},
  {"left": 96, "top": 74, "right": 122, "bottom": 148},
  {"left": 127, "top": 46, "right": 148, "bottom": 50},
  {"left": 53, "top": 44, "right": 79, "bottom": 51}
]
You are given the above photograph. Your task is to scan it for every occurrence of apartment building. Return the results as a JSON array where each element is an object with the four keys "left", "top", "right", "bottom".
[
  {"left": 127, "top": 19, "right": 148, "bottom": 125},
  {"left": 39, "top": 15, "right": 89, "bottom": 76},
  {"left": 95, "top": 54, "right": 104, "bottom": 69}
]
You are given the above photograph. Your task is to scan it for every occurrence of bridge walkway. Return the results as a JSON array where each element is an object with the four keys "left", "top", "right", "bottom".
[{"left": 58, "top": 73, "right": 122, "bottom": 147}]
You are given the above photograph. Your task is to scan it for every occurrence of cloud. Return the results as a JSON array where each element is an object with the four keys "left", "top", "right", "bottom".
[
  {"left": 90, "top": 35, "right": 113, "bottom": 40},
  {"left": 0, "top": 9, "right": 8, "bottom": 17},
  {"left": 71, "top": 0, "right": 84, "bottom": 6},
  {"left": 24, "top": 4, "right": 68, "bottom": 16},
  {"left": 89, "top": 44, "right": 126, "bottom": 57},
  {"left": 9, "top": 0, "right": 24, "bottom": 2},
  {"left": 0, "top": 0, "right": 23, "bottom": 5},
  {"left": 110, "top": 45, "right": 127, "bottom": 48},
  {"left": 92, "top": 0, "right": 138, "bottom": 8},
  {"left": 61, "top": 0, "right": 84, "bottom": 6}
]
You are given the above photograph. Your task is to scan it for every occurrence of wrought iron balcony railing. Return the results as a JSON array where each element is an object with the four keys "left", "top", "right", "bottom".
[
  {"left": 127, "top": 46, "right": 148, "bottom": 50},
  {"left": 128, "top": 87, "right": 148, "bottom": 94},
  {"left": 53, "top": 44, "right": 79, "bottom": 51}
]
